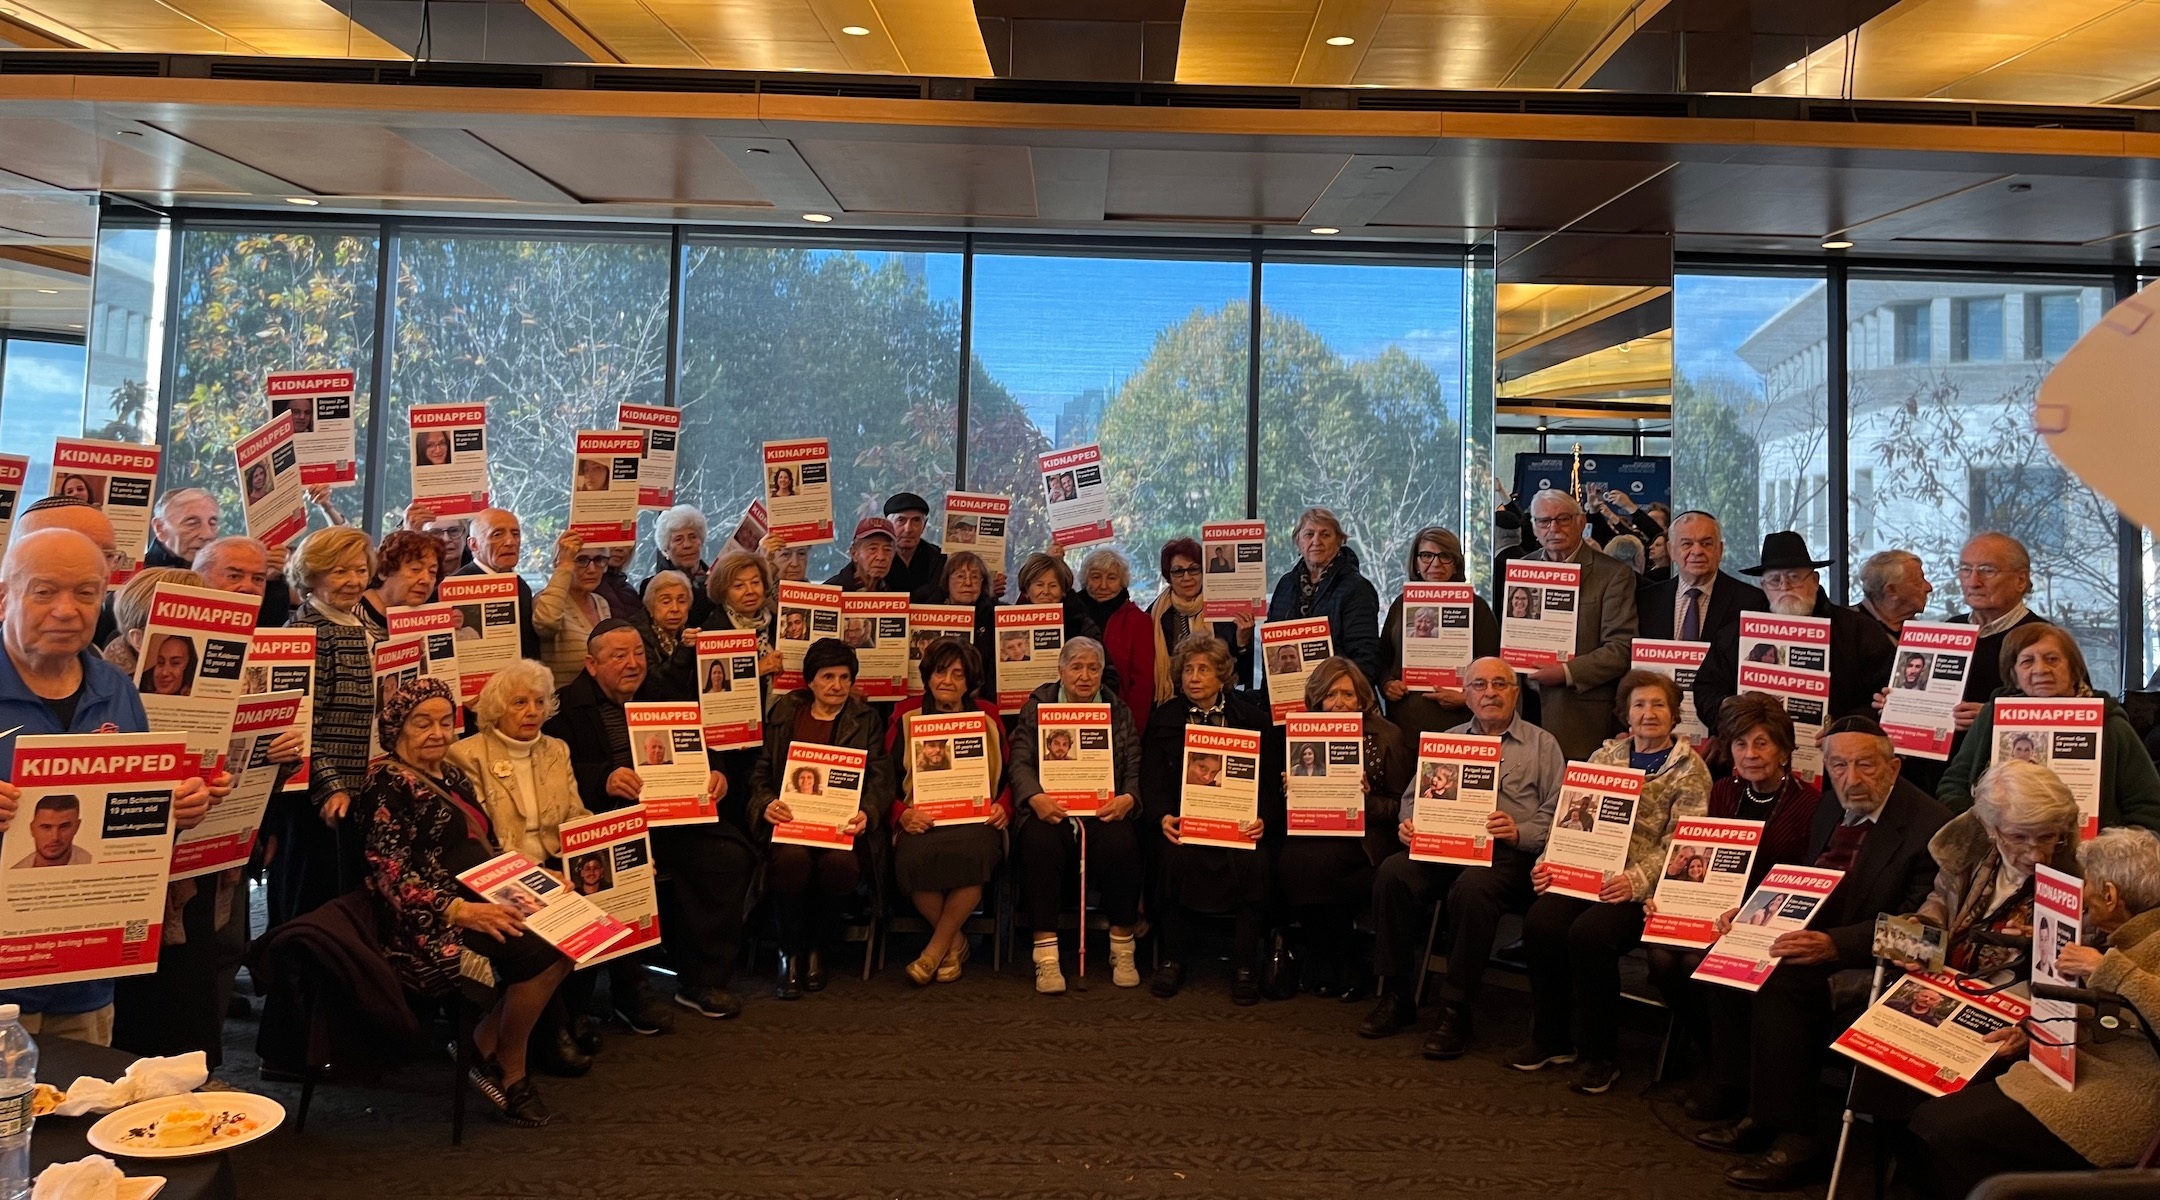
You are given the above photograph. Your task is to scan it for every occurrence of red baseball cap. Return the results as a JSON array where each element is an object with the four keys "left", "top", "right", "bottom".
[{"left": 851, "top": 516, "right": 898, "bottom": 544}]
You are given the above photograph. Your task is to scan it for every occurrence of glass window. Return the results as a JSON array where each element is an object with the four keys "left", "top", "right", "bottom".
[
  {"left": 1892, "top": 301, "right": 1932, "bottom": 364},
  {"left": 2024, "top": 292, "right": 2082, "bottom": 360},
  {"left": 168, "top": 228, "right": 379, "bottom": 530},
  {"left": 1258, "top": 259, "right": 1464, "bottom": 600},
  {"left": 1951, "top": 296, "right": 2002, "bottom": 362},
  {"left": 84, "top": 222, "right": 167, "bottom": 448},
  {"left": 389, "top": 232, "right": 670, "bottom": 573},
  {"left": 1672, "top": 272, "right": 1827, "bottom": 567},
  {"left": 1847, "top": 275, "right": 2121, "bottom": 688},
  {"left": 0, "top": 339, "right": 89, "bottom": 499},
  {"left": 678, "top": 241, "right": 964, "bottom": 584},
  {"left": 968, "top": 252, "right": 1250, "bottom": 600}
]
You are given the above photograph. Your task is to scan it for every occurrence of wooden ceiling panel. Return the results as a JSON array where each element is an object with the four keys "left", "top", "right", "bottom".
[
  {"left": 149, "top": 119, "right": 511, "bottom": 199},
  {"left": 9, "top": 0, "right": 405, "bottom": 57},
  {"left": 1367, "top": 148, "right": 1670, "bottom": 231},
  {"left": 1104, "top": 148, "right": 1351, "bottom": 221},
  {"left": 0, "top": 193, "right": 97, "bottom": 241},
  {"left": 794, "top": 139, "right": 1035, "bottom": 215},
  {"left": 535, "top": 0, "right": 989, "bottom": 73},
  {"left": 1175, "top": 1, "right": 1327, "bottom": 85},
  {"left": 472, "top": 128, "right": 770, "bottom": 205}
]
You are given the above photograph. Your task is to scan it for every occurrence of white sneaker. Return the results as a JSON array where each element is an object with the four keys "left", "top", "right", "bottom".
[
  {"left": 1032, "top": 942, "right": 1067, "bottom": 994},
  {"left": 1108, "top": 935, "right": 1140, "bottom": 988}
]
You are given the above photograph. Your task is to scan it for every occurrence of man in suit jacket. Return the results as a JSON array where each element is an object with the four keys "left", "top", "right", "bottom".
[
  {"left": 1693, "top": 716, "right": 1951, "bottom": 1189},
  {"left": 454, "top": 508, "right": 542, "bottom": 661},
  {"left": 1694, "top": 532, "right": 1896, "bottom": 731},
  {"left": 1510, "top": 489, "right": 1638, "bottom": 760},
  {"left": 1635, "top": 510, "right": 1767, "bottom": 643}
]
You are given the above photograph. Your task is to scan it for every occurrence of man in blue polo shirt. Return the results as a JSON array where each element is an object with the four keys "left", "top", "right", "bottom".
[{"left": 0, "top": 529, "right": 219, "bottom": 1043}]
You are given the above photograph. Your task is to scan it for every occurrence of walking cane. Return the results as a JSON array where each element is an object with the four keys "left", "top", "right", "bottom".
[
  {"left": 1074, "top": 815, "right": 1088, "bottom": 990},
  {"left": 1825, "top": 957, "right": 1889, "bottom": 1200}
]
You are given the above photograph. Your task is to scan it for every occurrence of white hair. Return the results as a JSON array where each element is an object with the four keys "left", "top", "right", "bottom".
[
  {"left": 156, "top": 488, "right": 217, "bottom": 519},
  {"left": 192, "top": 535, "right": 268, "bottom": 574},
  {"left": 1856, "top": 549, "right": 1922, "bottom": 603},
  {"left": 1970, "top": 759, "right": 2082, "bottom": 841},
  {"left": 1059, "top": 636, "right": 1106, "bottom": 669},
  {"left": 654, "top": 505, "right": 708, "bottom": 546},
  {"left": 472, "top": 659, "right": 560, "bottom": 731},
  {"left": 1605, "top": 534, "right": 1645, "bottom": 573},
  {"left": 2078, "top": 827, "right": 2160, "bottom": 913},
  {"left": 1078, "top": 548, "right": 1131, "bottom": 590},
  {"left": 644, "top": 570, "right": 692, "bottom": 613},
  {"left": 1528, "top": 488, "right": 1582, "bottom": 516}
]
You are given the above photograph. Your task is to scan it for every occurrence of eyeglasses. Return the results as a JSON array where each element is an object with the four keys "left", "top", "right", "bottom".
[
  {"left": 1166, "top": 566, "right": 1201, "bottom": 578},
  {"left": 1529, "top": 516, "right": 1578, "bottom": 529},
  {"left": 1955, "top": 564, "right": 2013, "bottom": 580},
  {"left": 1463, "top": 678, "right": 1517, "bottom": 693},
  {"left": 1413, "top": 551, "right": 1457, "bottom": 565},
  {"left": 573, "top": 554, "right": 610, "bottom": 568},
  {"left": 1759, "top": 571, "right": 1816, "bottom": 589}
]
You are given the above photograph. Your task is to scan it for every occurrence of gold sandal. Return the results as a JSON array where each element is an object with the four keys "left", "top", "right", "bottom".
[
  {"left": 905, "top": 954, "right": 938, "bottom": 987},
  {"left": 936, "top": 938, "right": 970, "bottom": 983}
]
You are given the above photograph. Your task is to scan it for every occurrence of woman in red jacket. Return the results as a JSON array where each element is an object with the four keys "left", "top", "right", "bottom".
[
  {"left": 1074, "top": 548, "right": 1158, "bottom": 722},
  {"left": 886, "top": 636, "right": 1010, "bottom": 985}
]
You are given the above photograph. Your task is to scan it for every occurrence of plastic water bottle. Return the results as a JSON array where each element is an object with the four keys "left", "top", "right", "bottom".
[{"left": 0, "top": 1004, "right": 36, "bottom": 1200}]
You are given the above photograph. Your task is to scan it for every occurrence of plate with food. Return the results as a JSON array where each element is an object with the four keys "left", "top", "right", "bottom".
[{"left": 87, "top": 1092, "right": 284, "bottom": 1158}]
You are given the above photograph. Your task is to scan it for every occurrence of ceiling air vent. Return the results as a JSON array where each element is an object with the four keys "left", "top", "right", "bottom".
[
  {"left": 1521, "top": 95, "right": 1692, "bottom": 118},
  {"left": 207, "top": 61, "right": 378, "bottom": 84},
  {"left": 382, "top": 66, "right": 547, "bottom": 89},
  {"left": 591, "top": 72, "right": 754, "bottom": 94},
  {"left": 975, "top": 85, "right": 1137, "bottom": 106},
  {"left": 1162, "top": 91, "right": 1303, "bottom": 109},
  {"left": 758, "top": 79, "right": 924, "bottom": 100},
  {"left": 1353, "top": 93, "right": 1520, "bottom": 113},
  {"left": 1974, "top": 109, "right": 2138, "bottom": 132},
  {"left": 1809, "top": 104, "right": 1974, "bottom": 126},
  {"left": 0, "top": 54, "right": 162, "bottom": 77}
]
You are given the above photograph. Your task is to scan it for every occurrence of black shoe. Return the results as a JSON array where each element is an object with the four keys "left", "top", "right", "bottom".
[
  {"left": 674, "top": 986, "right": 742, "bottom": 1019},
  {"left": 1231, "top": 967, "right": 1262, "bottom": 1006},
  {"left": 1357, "top": 992, "right": 1416, "bottom": 1039},
  {"left": 1566, "top": 1057, "right": 1620, "bottom": 1095},
  {"left": 1149, "top": 961, "right": 1184, "bottom": 998},
  {"left": 569, "top": 1015, "right": 603, "bottom": 1056},
  {"left": 613, "top": 988, "right": 675, "bottom": 1036},
  {"left": 465, "top": 1056, "right": 509, "bottom": 1113},
  {"left": 803, "top": 950, "right": 827, "bottom": 993},
  {"left": 1683, "top": 1083, "right": 1745, "bottom": 1123},
  {"left": 1335, "top": 976, "right": 1370, "bottom": 1004},
  {"left": 775, "top": 953, "right": 805, "bottom": 1001},
  {"left": 1725, "top": 1134, "right": 1823, "bottom": 1192},
  {"left": 1504, "top": 1040, "right": 1577, "bottom": 1072},
  {"left": 500, "top": 1076, "right": 552, "bottom": 1128},
  {"left": 531, "top": 1027, "right": 592, "bottom": 1077},
  {"left": 1262, "top": 935, "right": 1298, "bottom": 1001},
  {"left": 1692, "top": 1116, "right": 1777, "bottom": 1155},
  {"left": 1421, "top": 1006, "right": 1472, "bottom": 1060}
]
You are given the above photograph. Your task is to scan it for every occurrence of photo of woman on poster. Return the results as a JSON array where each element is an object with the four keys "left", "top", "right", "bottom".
[{"left": 140, "top": 634, "right": 199, "bottom": 698}]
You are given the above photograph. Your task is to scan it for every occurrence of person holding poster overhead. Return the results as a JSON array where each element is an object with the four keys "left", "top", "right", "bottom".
[
  {"left": 1008, "top": 637, "right": 1143, "bottom": 995},
  {"left": 534, "top": 533, "right": 617, "bottom": 688},
  {"left": 1509, "top": 490, "right": 1641, "bottom": 762},
  {"left": 1141, "top": 634, "right": 1280, "bottom": 1004},
  {"left": 1937, "top": 622, "right": 2160, "bottom": 834},
  {"left": 360, "top": 677, "right": 572, "bottom": 1128},
  {"left": 1275, "top": 656, "right": 1413, "bottom": 1000},
  {"left": 751, "top": 638, "right": 894, "bottom": 1001},
  {"left": 886, "top": 637, "right": 1007, "bottom": 986},
  {"left": 1520, "top": 671, "right": 1711, "bottom": 1096},
  {"left": 1380, "top": 526, "right": 1498, "bottom": 740},
  {"left": 276, "top": 525, "right": 380, "bottom": 927},
  {"left": 1265, "top": 508, "right": 1382, "bottom": 687},
  {"left": 1146, "top": 537, "right": 1254, "bottom": 702},
  {"left": 1907, "top": 826, "right": 2160, "bottom": 1197}
]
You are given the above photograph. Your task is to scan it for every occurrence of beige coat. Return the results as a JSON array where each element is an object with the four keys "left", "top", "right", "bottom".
[
  {"left": 1998, "top": 906, "right": 2160, "bottom": 1167},
  {"left": 444, "top": 729, "right": 590, "bottom": 862}
]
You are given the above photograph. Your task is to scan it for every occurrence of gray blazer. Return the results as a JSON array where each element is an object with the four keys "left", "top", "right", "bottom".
[{"left": 1524, "top": 542, "right": 1639, "bottom": 761}]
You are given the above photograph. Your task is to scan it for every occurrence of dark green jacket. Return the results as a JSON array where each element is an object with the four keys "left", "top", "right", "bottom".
[{"left": 1937, "top": 688, "right": 2160, "bottom": 834}]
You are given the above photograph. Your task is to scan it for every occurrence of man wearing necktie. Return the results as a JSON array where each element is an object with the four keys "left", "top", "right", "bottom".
[{"left": 1634, "top": 511, "right": 1767, "bottom": 646}]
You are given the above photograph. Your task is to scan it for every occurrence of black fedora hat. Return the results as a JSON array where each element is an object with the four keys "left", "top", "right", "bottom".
[{"left": 1740, "top": 531, "right": 1834, "bottom": 577}]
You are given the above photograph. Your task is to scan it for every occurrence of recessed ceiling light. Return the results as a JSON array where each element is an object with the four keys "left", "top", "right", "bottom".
[
  {"left": 116, "top": 129, "right": 144, "bottom": 138},
  {"left": 803, "top": 213, "right": 834, "bottom": 223},
  {"left": 1821, "top": 239, "right": 1854, "bottom": 250},
  {"left": 1325, "top": 36, "right": 1355, "bottom": 46},
  {"left": 841, "top": 25, "right": 869, "bottom": 36},
  {"left": 286, "top": 197, "right": 320, "bottom": 206},
  {"left": 1309, "top": 227, "right": 1340, "bottom": 235},
  {"left": 35, "top": 289, "right": 57, "bottom": 295}
]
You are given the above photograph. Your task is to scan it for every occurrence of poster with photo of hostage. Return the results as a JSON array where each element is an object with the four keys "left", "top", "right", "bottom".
[
  {"left": 942, "top": 492, "right": 1011, "bottom": 577},
  {"left": 1736, "top": 612, "right": 1831, "bottom": 674},
  {"left": 1399, "top": 582, "right": 1476, "bottom": 691},
  {"left": 1738, "top": 662, "right": 1830, "bottom": 785},
  {"left": 171, "top": 690, "right": 302, "bottom": 880},
  {"left": 1991, "top": 698, "right": 2104, "bottom": 838},
  {"left": 626, "top": 702, "right": 716, "bottom": 826},
  {"left": 1038, "top": 444, "right": 1113, "bottom": 548},
  {"left": 1498, "top": 560, "right": 1579, "bottom": 670},
  {"left": 558, "top": 806, "right": 662, "bottom": 966},
  {"left": 694, "top": 629, "right": 763, "bottom": 752},
  {"left": 994, "top": 604, "right": 1063, "bottom": 714},
  {"left": 1542, "top": 763, "right": 1645, "bottom": 901},
  {"left": 1643, "top": 817, "right": 1762, "bottom": 949},
  {"left": 775, "top": 582, "right": 842, "bottom": 692},
  {"left": 1833, "top": 972, "right": 2029, "bottom": 1098},
  {"left": 51, "top": 438, "right": 160, "bottom": 581},
  {"left": 265, "top": 368, "right": 357, "bottom": 486},
  {"left": 0, "top": 733, "right": 190, "bottom": 988},
  {"left": 762, "top": 438, "right": 834, "bottom": 546},
  {"left": 904, "top": 711, "right": 997, "bottom": 825},
  {"left": 1879, "top": 621, "right": 1980, "bottom": 760},
  {"left": 616, "top": 403, "right": 679, "bottom": 509},
  {"left": 1408, "top": 733, "right": 1502, "bottom": 866},
  {"left": 407, "top": 403, "right": 490, "bottom": 516},
  {"left": 1693, "top": 865, "right": 1845, "bottom": 991},
  {"left": 1179, "top": 725, "right": 1262, "bottom": 849},
  {"left": 138, "top": 583, "right": 258, "bottom": 776},
  {"left": 1259, "top": 616, "right": 1332, "bottom": 725},
  {"left": 456, "top": 852, "right": 631, "bottom": 965},
  {"left": 1034, "top": 703, "right": 1113, "bottom": 817},
  {"left": 233, "top": 412, "right": 306, "bottom": 549},
  {"left": 841, "top": 593, "right": 910, "bottom": 702},
  {"left": 0, "top": 453, "right": 24, "bottom": 561},
  {"left": 568, "top": 431, "right": 643, "bottom": 547},
  {"left": 244, "top": 628, "right": 315, "bottom": 793},
  {"left": 437, "top": 574, "right": 519, "bottom": 704},
  {"left": 1283, "top": 712, "right": 1364, "bottom": 837},
  {"left": 1200, "top": 521, "right": 1268, "bottom": 619},
  {"left": 387, "top": 603, "right": 464, "bottom": 715},
  {"left": 371, "top": 638, "right": 425, "bottom": 745},
  {"left": 770, "top": 742, "right": 868, "bottom": 849}
]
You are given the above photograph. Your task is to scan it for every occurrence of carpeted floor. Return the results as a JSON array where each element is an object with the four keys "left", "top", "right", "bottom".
[{"left": 215, "top": 938, "right": 1836, "bottom": 1200}]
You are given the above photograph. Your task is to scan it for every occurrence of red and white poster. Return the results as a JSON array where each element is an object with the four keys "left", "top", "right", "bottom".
[
  {"left": 1542, "top": 762, "right": 1645, "bottom": 900},
  {"left": 941, "top": 492, "right": 1011, "bottom": 578},
  {"left": 1499, "top": 560, "right": 1581, "bottom": 668},
  {"left": 407, "top": 403, "right": 489, "bottom": 516},
  {"left": 775, "top": 581, "right": 843, "bottom": 692},
  {"left": 1399, "top": 582, "right": 1477, "bottom": 690},
  {"left": 907, "top": 604, "right": 978, "bottom": 696},
  {"left": 1738, "top": 662, "right": 1831, "bottom": 784},
  {"left": 436, "top": 573, "right": 520, "bottom": 703},
  {"left": 1408, "top": 732, "right": 1502, "bottom": 865},
  {"left": 50, "top": 438, "right": 159, "bottom": 581},
  {"left": 903, "top": 711, "right": 998, "bottom": 825},
  {"left": 170, "top": 690, "right": 301, "bottom": 879},
  {"left": 1992, "top": 698, "right": 2105, "bottom": 838},
  {"left": 456, "top": 852, "right": 631, "bottom": 965},
  {"left": 770, "top": 742, "right": 868, "bottom": 849},
  {"left": 567, "top": 430, "right": 643, "bottom": 547},
  {"left": 694, "top": 629, "right": 763, "bottom": 752},
  {"left": 994, "top": 604, "right": 1064, "bottom": 714},
  {"left": 1880, "top": 621, "right": 1982, "bottom": 760},
  {"left": 371, "top": 637, "right": 424, "bottom": 733},
  {"left": 1284, "top": 712, "right": 1364, "bottom": 836},
  {"left": 762, "top": 438, "right": 834, "bottom": 546},
  {"left": 1038, "top": 443, "right": 1114, "bottom": 547},
  {"left": 1178, "top": 725, "right": 1263, "bottom": 849},
  {"left": 137, "top": 583, "right": 258, "bottom": 776},
  {"left": 1260, "top": 616, "right": 1332, "bottom": 724},
  {"left": 1833, "top": 972, "right": 2030, "bottom": 1098},
  {"left": 242, "top": 627, "right": 314, "bottom": 793},
  {"left": 0, "top": 453, "right": 25, "bottom": 561},
  {"left": 1738, "top": 612, "right": 1833, "bottom": 675},
  {"left": 385, "top": 603, "right": 463, "bottom": 706},
  {"left": 626, "top": 702, "right": 715, "bottom": 826},
  {"left": 1632, "top": 639, "right": 1712, "bottom": 749},
  {"left": 2029, "top": 863, "right": 2082, "bottom": 1090},
  {"left": 233, "top": 411, "right": 307, "bottom": 548},
  {"left": 0, "top": 733, "right": 190, "bottom": 987},
  {"left": 1643, "top": 817, "right": 1762, "bottom": 949},
  {"left": 1200, "top": 521, "right": 1268, "bottom": 619},
  {"left": 616, "top": 403, "right": 680, "bottom": 510},
  {"left": 558, "top": 806, "right": 661, "bottom": 966},
  {"left": 728, "top": 499, "right": 770, "bottom": 554},
  {"left": 265, "top": 368, "right": 357, "bottom": 486},
  {"left": 842, "top": 592, "right": 910, "bottom": 702},
  {"left": 1033, "top": 703, "right": 1114, "bottom": 816},
  {"left": 1693, "top": 864, "right": 1845, "bottom": 990}
]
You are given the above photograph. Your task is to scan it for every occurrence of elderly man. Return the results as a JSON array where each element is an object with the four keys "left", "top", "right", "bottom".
[
  {"left": 545, "top": 619, "right": 724, "bottom": 1035},
  {"left": 1694, "top": 531, "right": 1896, "bottom": 730},
  {"left": 1359, "top": 656, "right": 1566, "bottom": 1057},
  {"left": 1945, "top": 531, "right": 2048, "bottom": 718},
  {"left": 1509, "top": 489, "right": 1638, "bottom": 760},
  {"left": 22, "top": 497, "right": 126, "bottom": 648},
  {"left": 451, "top": 508, "right": 541, "bottom": 659},
  {"left": 877, "top": 492, "right": 946, "bottom": 600},
  {"left": 1692, "top": 716, "right": 1949, "bottom": 1190},
  {"left": 145, "top": 488, "right": 220, "bottom": 570},
  {"left": 0, "top": 529, "right": 222, "bottom": 1045},
  {"left": 825, "top": 515, "right": 900, "bottom": 593},
  {"left": 1854, "top": 549, "right": 1933, "bottom": 639},
  {"left": 1635, "top": 510, "right": 1766, "bottom": 643},
  {"left": 193, "top": 534, "right": 294, "bottom": 626}
]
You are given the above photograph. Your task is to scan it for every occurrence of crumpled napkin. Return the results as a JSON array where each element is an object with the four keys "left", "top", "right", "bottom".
[
  {"left": 52, "top": 1051, "right": 208, "bottom": 1117},
  {"left": 31, "top": 1153, "right": 121, "bottom": 1200}
]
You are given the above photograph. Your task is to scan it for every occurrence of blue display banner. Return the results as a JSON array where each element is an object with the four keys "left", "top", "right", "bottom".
[{"left": 1511, "top": 453, "right": 1672, "bottom": 513}]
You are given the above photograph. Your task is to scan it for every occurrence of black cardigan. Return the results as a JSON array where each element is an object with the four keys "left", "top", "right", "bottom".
[
  {"left": 750, "top": 690, "right": 896, "bottom": 835},
  {"left": 1138, "top": 689, "right": 1284, "bottom": 833}
]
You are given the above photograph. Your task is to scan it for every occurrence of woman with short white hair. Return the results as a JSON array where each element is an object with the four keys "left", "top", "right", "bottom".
[
  {"left": 645, "top": 504, "right": 714, "bottom": 628},
  {"left": 1918, "top": 758, "right": 2082, "bottom": 981},
  {"left": 446, "top": 660, "right": 590, "bottom": 865},
  {"left": 637, "top": 569, "right": 699, "bottom": 700},
  {"left": 1073, "top": 547, "right": 1155, "bottom": 720}
]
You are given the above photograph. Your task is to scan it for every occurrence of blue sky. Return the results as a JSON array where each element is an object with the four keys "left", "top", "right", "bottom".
[
  {"left": 0, "top": 339, "right": 88, "bottom": 497},
  {"left": 1674, "top": 274, "right": 1819, "bottom": 390}
]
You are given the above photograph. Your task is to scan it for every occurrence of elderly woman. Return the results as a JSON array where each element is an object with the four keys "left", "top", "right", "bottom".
[
  {"left": 1939, "top": 622, "right": 2160, "bottom": 833},
  {"left": 1522, "top": 669, "right": 1712, "bottom": 1096},
  {"left": 534, "top": 532, "right": 614, "bottom": 688},
  {"left": 1009, "top": 637, "right": 1143, "bottom": 995},
  {"left": 644, "top": 504, "right": 714, "bottom": 629},
  {"left": 1275, "top": 656, "right": 1415, "bottom": 999},
  {"left": 707, "top": 547, "right": 783, "bottom": 689},
  {"left": 636, "top": 570, "right": 699, "bottom": 701},
  {"left": 99, "top": 567, "right": 202, "bottom": 675},
  {"left": 272, "top": 526, "right": 379, "bottom": 925},
  {"left": 752, "top": 638, "right": 894, "bottom": 999},
  {"left": 1266, "top": 507, "right": 1382, "bottom": 686},
  {"left": 363, "top": 677, "right": 571, "bottom": 1128},
  {"left": 1146, "top": 537, "right": 1253, "bottom": 704},
  {"left": 1917, "top": 758, "right": 2081, "bottom": 981},
  {"left": 1074, "top": 548, "right": 1155, "bottom": 721},
  {"left": 1908, "top": 826, "right": 2160, "bottom": 1197},
  {"left": 359, "top": 530, "right": 442, "bottom": 633},
  {"left": 886, "top": 637, "right": 1008, "bottom": 985},
  {"left": 1379, "top": 526, "right": 1500, "bottom": 739},
  {"left": 925, "top": 550, "right": 1001, "bottom": 701},
  {"left": 1142, "top": 635, "right": 1280, "bottom": 1004}
]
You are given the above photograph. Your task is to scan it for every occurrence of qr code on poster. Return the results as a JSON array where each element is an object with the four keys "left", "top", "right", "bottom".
[{"left": 123, "top": 920, "right": 148, "bottom": 944}]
